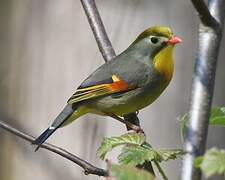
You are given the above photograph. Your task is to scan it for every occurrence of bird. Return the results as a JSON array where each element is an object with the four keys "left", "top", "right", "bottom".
[{"left": 33, "top": 26, "right": 182, "bottom": 151}]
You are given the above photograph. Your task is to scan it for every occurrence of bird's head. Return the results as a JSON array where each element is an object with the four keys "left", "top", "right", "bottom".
[
  {"left": 130, "top": 26, "right": 182, "bottom": 57},
  {"left": 129, "top": 26, "right": 182, "bottom": 83}
]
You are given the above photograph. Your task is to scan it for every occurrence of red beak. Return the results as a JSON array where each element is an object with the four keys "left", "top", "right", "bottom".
[{"left": 168, "top": 36, "right": 182, "bottom": 45}]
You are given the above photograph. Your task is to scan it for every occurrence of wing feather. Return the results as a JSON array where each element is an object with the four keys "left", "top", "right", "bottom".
[{"left": 67, "top": 76, "right": 132, "bottom": 104}]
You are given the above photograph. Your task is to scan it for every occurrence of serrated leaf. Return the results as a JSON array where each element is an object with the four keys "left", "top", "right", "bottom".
[
  {"left": 118, "top": 146, "right": 158, "bottom": 165},
  {"left": 158, "top": 149, "right": 184, "bottom": 161},
  {"left": 110, "top": 164, "right": 154, "bottom": 180},
  {"left": 197, "top": 148, "right": 225, "bottom": 178},
  {"left": 97, "top": 132, "right": 145, "bottom": 160},
  {"left": 118, "top": 145, "right": 183, "bottom": 166}
]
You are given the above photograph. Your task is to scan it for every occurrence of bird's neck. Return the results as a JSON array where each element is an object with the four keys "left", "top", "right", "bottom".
[{"left": 153, "top": 45, "right": 174, "bottom": 84}]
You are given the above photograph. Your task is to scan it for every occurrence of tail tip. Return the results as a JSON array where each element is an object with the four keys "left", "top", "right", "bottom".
[
  {"left": 32, "top": 126, "right": 56, "bottom": 152},
  {"left": 34, "top": 146, "right": 40, "bottom": 152},
  {"left": 31, "top": 138, "right": 42, "bottom": 151}
]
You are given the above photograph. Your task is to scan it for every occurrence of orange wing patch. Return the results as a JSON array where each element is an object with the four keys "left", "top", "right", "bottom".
[
  {"left": 67, "top": 75, "right": 130, "bottom": 104},
  {"left": 108, "top": 79, "right": 129, "bottom": 91}
]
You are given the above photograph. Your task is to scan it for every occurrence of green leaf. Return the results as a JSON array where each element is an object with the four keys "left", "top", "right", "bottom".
[
  {"left": 118, "top": 146, "right": 157, "bottom": 165},
  {"left": 118, "top": 145, "right": 183, "bottom": 166},
  {"left": 97, "top": 132, "right": 145, "bottom": 160},
  {"left": 180, "top": 107, "right": 225, "bottom": 139},
  {"left": 209, "top": 107, "right": 225, "bottom": 126},
  {"left": 110, "top": 164, "right": 154, "bottom": 180},
  {"left": 194, "top": 156, "right": 203, "bottom": 168},
  {"left": 180, "top": 113, "right": 189, "bottom": 139},
  {"left": 158, "top": 149, "right": 184, "bottom": 161},
  {"left": 196, "top": 148, "right": 225, "bottom": 178}
]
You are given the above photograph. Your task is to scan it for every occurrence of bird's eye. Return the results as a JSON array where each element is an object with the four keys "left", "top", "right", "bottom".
[{"left": 150, "top": 37, "right": 159, "bottom": 44}]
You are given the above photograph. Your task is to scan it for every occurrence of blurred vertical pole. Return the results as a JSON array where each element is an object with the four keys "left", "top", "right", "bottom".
[{"left": 182, "top": 0, "right": 225, "bottom": 179}]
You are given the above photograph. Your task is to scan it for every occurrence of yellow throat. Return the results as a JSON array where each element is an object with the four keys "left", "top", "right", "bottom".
[{"left": 153, "top": 45, "right": 174, "bottom": 83}]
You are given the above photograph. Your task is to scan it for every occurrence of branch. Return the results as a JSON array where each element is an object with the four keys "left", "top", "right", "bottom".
[
  {"left": 80, "top": 0, "right": 116, "bottom": 62},
  {"left": 190, "top": 0, "right": 219, "bottom": 28},
  {"left": 0, "top": 120, "right": 108, "bottom": 177},
  {"left": 182, "top": 0, "right": 225, "bottom": 179}
]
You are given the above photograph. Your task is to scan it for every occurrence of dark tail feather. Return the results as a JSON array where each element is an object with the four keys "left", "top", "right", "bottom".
[
  {"left": 32, "top": 127, "right": 57, "bottom": 151},
  {"left": 32, "top": 104, "right": 74, "bottom": 151}
]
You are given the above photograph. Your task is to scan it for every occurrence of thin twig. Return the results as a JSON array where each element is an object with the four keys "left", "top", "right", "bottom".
[
  {"left": 190, "top": 0, "right": 219, "bottom": 28},
  {"left": 0, "top": 120, "right": 108, "bottom": 177},
  {"left": 153, "top": 160, "right": 168, "bottom": 180},
  {"left": 182, "top": 0, "right": 225, "bottom": 179},
  {"left": 80, "top": 0, "right": 116, "bottom": 62}
]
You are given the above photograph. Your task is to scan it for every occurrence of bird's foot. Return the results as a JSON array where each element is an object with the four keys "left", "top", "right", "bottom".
[
  {"left": 129, "top": 123, "right": 143, "bottom": 133},
  {"left": 108, "top": 113, "right": 143, "bottom": 133}
]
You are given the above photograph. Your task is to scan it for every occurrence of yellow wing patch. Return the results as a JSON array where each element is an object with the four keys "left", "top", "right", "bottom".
[{"left": 112, "top": 74, "right": 120, "bottom": 82}]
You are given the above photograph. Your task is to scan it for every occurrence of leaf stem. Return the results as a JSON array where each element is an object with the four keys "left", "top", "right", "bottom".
[{"left": 153, "top": 160, "right": 168, "bottom": 180}]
